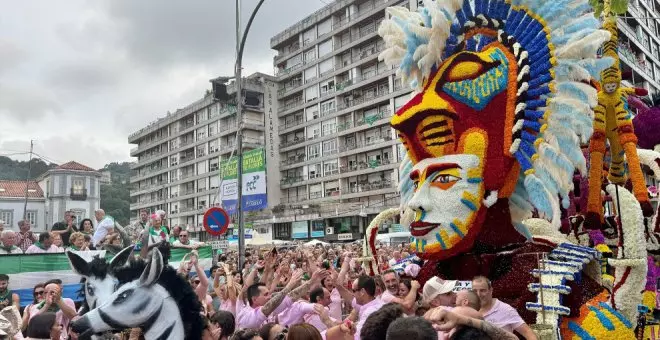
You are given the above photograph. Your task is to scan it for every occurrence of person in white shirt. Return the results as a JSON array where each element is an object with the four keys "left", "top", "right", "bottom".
[
  {"left": 0, "top": 230, "right": 23, "bottom": 255},
  {"left": 91, "top": 209, "right": 115, "bottom": 248},
  {"left": 354, "top": 275, "right": 385, "bottom": 340},
  {"left": 172, "top": 230, "right": 205, "bottom": 249},
  {"left": 25, "top": 233, "right": 59, "bottom": 254}
]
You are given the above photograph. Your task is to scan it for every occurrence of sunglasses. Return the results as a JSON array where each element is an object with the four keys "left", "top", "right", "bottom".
[
  {"left": 192, "top": 280, "right": 201, "bottom": 284},
  {"left": 34, "top": 290, "right": 44, "bottom": 296}
]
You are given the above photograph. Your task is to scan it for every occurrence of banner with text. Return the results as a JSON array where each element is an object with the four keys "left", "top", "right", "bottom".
[
  {"left": 263, "top": 81, "right": 281, "bottom": 208},
  {"left": 221, "top": 148, "right": 267, "bottom": 213}
]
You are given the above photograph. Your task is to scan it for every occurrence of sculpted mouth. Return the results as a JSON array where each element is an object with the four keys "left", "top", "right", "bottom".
[{"left": 410, "top": 221, "right": 439, "bottom": 236}]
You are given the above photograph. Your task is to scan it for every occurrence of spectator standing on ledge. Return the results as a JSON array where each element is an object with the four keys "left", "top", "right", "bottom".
[
  {"left": 91, "top": 209, "right": 115, "bottom": 249},
  {"left": 125, "top": 209, "right": 149, "bottom": 243},
  {"left": 172, "top": 230, "right": 205, "bottom": 249},
  {"left": 25, "top": 233, "right": 59, "bottom": 254},
  {"left": 15, "top": 220, "right": 37, "bottom": 253},
  {"left": 50, "top": 211, "right": 78, "bottom": 247},
  {"left": 0, "top": 230, "right": 23, "bottom": 254}
]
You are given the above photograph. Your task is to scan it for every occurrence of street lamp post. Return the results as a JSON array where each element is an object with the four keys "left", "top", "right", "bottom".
[{"left": 235, "top": 0, "right": 266, "bottom": 272}]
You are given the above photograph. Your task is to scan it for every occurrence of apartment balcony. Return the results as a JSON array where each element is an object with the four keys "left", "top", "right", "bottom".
[
  {"left": 283, "top": 117, "right": 305, "bottom": 129},
  {"left": 339, "top": 135, "right": 393, "bottom": 152},
  {"left": 340, "top": 157, "right": 395, "bottom": 173},
  {"left": 337, "top": 109, "right": 393, "bottom": 133},
  {"left": 70, "top": 188, "right": 87, "bottom": 201},
  {"left": 277, "top": 78, "right": 303, "bottom": 99},
  {"left": 342, "top": 180, "right": 395, "bottom": 195},
  {"left": 278, "top": 99, "right": 304, "bottom": 113}
]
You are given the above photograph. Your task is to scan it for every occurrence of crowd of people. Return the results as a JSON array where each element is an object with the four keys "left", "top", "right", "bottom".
[{"left": 0, "top": 209, "right": 535, "bottom": 340}]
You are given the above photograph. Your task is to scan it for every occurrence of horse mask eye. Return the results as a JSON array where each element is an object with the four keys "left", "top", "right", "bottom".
[
  {"left": 87, "top": 284, "right": 95, "bottom": 297},
  {"left": 112, "top": 289, "right": 134, "bottom": 305}
]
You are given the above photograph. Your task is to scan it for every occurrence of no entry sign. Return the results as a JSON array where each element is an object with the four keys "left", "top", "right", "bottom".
[{"left": 203, "top": 207, "right": 230, "bottom": 236}]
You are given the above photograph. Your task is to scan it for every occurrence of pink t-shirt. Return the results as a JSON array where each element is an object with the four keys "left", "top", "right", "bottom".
[
  {"left": 380, "top": 290, "right": 397, "bottom": 303},
  {"left": 220, "top": 298, "right": 237, "bottom": 316},
  {"left": 278, "top": 300, "right": 316, "bottom": 327},
  {"left": 236, "top": 296, "right": 292, "bottom": 329},
  {"left": 27, "top": 298, "right": 76, "bottom": 340},
  {"left": 304, "top": 306, "right": 338, "bottom": 333},
  {"left": 482, "top": 299, "right": 525, "bottom": 333},
  {"left": 354, "top": 298, "right": 385, "bottom": 340},
  {"left": 328, "top": 288, "right": 342, "bottom": 320}
]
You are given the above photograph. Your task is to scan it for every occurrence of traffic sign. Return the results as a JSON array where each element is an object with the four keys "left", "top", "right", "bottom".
[{"left": 203, "top": 207, "right": 230, "bottom": 236}]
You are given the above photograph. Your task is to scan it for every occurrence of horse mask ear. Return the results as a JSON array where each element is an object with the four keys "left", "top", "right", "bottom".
[
  {"left": 140, "top": 250, "right": 164, "bottom": 286},
  {"left": 109, "top": 245, "right": 134, "bottom": 270},
  {"left": 66, "top": 250, "right": 90, "bottom": 277}
]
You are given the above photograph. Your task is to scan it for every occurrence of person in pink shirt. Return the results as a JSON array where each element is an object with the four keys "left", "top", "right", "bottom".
[
  {"left": 421, "top": 276, "right": 459, "bottom": 340},
  {"left": 380, "top": 269, "right": 420, "bottom": 311},
  {"left": 353, "top": 275, "right": 385, "bottom": 340},
  {"left": 24, "top": 282, "right": 76, "bottom": 340},
  {"left": 236, "top": 268, "right": 329, "bottom": 330},
  {"left": 472, "top": 276, "right": 537, "bottom": 340},
  {"left": 24, "top": 233, "right": 59, "bottom": 254},
  {"left": 303, "top": 287, "right": 340, "bottom": 332}
]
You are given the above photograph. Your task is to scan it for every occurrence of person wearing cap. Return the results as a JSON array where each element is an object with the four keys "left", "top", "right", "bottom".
[
  {"left": 472, "top": 276, "right": 537, "bottom": 340},
  {"left": 422, "top": 276, "right": 457, "bottom": 309}
]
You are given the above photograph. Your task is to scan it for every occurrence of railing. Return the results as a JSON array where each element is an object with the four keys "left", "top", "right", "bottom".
[
  {"left": 339, "top": 135, "right": 393, "bottom": 152},
  {"left": 277, "top": 78, "right": 303, "bottom": 98},
  {"left": 337, "top": 109, "right": 393, "bottom": 133},
  {"left": 278, "top": 99, "right": 304, "bottom": 113},
  {"left": 280, "top": 138, "right": 305, "bottom": 148},
  {"left": 281, "top": 176, "right": 306, "bottom": 185},
  {"left": 70, "top": 188, "right": 87, "bottom": 201},
  {"left": 337, "top": 86, "right": 390, "bottom": 111},
  {"left": 336, "top": 62, "right": 389, "bottom": 93},
  {"left": 284, "top": 117, "right": 305, "bottom": 129},
  {"left": 342, "top": 181, "right": 395, "bottom": 194},
  {"left": 340, "top": 158, "right": 394, "bottom": 173}
]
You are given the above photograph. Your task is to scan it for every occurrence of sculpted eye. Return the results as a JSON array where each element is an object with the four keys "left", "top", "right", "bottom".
[
  {"left": 430, "top": 173, "right": 461, "bottom": 190},
  {"left": 112, "top": 289, "right": 134, "bottom": 305},
  {"left": 433, "top": 174, "right": 460, "bottom": 183},
  {"left": 443, "top": 53, "right": 500, "bottom": 83},
  {"left": 412, "top": 180, "right": 420, "bottom": 190}
]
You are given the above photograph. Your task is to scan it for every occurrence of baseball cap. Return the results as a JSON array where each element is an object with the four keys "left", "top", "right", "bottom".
[{"left": 422, "top": 276, "right": 457, "bottom": 303}]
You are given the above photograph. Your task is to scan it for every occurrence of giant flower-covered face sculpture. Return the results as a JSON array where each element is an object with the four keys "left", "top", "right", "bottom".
[
  {"left": 394, "top": 45, "right": 516, "bottom": 258},
  {"left": 407, "top": 132, "right": 488, "bottom": 256},
  {"left": 381, "top": 0, "right": 613, "bottom": 260}
]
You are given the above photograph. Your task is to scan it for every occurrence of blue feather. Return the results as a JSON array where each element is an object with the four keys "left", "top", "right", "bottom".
[{"left": 524, "top": 174, "right": 554, "bottom": 219}]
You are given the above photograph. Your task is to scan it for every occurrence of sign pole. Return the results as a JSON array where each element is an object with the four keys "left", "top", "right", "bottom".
[{"left": 234, "top": 0, "right": 266, "bottom": 272}]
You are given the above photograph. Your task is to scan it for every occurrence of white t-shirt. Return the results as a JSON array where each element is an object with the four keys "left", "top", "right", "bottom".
[{"left": 92, "top": 217, "right": 115, "bottom": 247}]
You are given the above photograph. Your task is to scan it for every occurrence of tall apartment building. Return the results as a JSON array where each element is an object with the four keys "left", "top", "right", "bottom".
[
  {"left": 263, "top": 0, "right": 416, "bottom": 242},
  {"left": 128, "top": 73, "right": 273, "bottom": 236},
  {"left": 262, "top": 0, "right": 660, "bottom": 242},
  {"left": 617, "top": 0, "right": 660, "bottom": 94}
]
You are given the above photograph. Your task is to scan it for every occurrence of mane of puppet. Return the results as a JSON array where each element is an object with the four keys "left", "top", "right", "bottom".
[
  {"left": 381, "top": 0, "right": 613, "bottom": 237},
  {"left": 113, "top": 257, "right": 204, "bottom": 340},
  {"left": 77, "top": 256, "right": 112, "bottom": 313}
]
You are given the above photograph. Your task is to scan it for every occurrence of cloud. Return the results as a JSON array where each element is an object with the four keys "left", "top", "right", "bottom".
[{"left": 0, "top": 0, "right": 324, "bottom": 167}]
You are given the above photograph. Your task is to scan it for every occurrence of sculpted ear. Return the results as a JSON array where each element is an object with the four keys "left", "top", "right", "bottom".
[
  {"left": 66, "top": 250, "right": 90, "bottom": 277},
  {"left": 140, "top": 249, "right": 164, "bottom": 286},
  {"left": 109, "top": 245, "right": 134, "bottom": 270}
]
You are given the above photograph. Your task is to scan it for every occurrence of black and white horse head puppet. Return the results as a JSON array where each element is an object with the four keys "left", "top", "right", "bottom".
[
  {"left": 71, "top": 248, "right": 204, "bottom": 340},
  {"left": 66, "top": 245, "right": 134, "bottom": 313}
]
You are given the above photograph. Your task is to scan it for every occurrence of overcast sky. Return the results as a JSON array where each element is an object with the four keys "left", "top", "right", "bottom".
[{"left": 0, "top": 0, "right": 325, "bottom": 169}]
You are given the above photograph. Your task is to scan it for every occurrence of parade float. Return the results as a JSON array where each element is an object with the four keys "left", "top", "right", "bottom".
[{"left": 360, "top": 0, "right": 659, "bottom": 338}]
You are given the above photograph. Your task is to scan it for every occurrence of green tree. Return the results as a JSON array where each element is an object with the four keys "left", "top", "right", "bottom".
[{"left": 99, "top": 162, "right": 132, "bottom": 226}]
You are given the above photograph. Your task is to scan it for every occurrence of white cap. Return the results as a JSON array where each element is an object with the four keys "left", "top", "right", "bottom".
[{"left": 422, "top": 276, "right": 457, "bottom": 303}]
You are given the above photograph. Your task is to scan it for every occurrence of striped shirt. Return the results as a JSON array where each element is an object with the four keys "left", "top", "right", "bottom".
[{"left": 15, "top": 231, "right": 36, "bottom": 253}]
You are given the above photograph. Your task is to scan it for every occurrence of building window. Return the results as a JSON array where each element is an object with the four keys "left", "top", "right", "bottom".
[
  {"left": 0, "top": 210, "right": 13, "bottom": 227},
  {"left": 72, "top": 177, "right": 85, "bottom": 194},
  {"left": 26, "top": 210, "right": 37, "bottom": 229}
]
